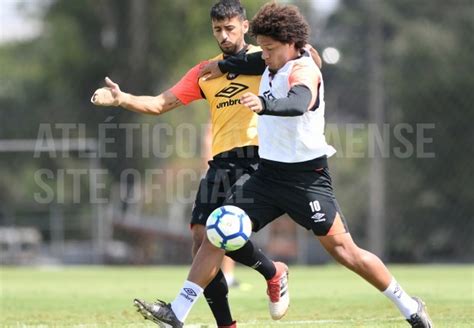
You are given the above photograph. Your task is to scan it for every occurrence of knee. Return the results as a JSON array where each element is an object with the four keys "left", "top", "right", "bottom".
[{"left": 192, "top": 226, "right": 222, "bottom": 256}]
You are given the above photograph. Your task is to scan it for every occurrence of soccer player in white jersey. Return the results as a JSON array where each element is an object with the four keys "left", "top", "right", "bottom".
[{"left": 139, "top": 3, "right": 433, "bottom": 327}]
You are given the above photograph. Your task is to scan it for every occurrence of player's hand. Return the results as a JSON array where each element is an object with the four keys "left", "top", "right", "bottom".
[
  {"left": 91, "top": 77, "right": 123, "bottom": 107},
  {"left": 198, "top": 60, "right": 224, "bottom": 81},
  {"left": 304, "top": 44, "right": 322, "bottom": 69},
  {"left": 240, "top": 92, "right": 263, "bottom": 114}
]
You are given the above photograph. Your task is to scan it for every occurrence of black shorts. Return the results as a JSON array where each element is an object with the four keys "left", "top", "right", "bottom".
[
  {"left": 191, "top": 146, "right": 259, "bottom": 226},
  {"left": 224, "top": 158, "right": 349, "bottom": 236}
]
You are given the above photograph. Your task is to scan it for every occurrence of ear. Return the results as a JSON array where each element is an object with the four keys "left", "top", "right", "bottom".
[{"left": 242, "top": 19, "right": 249, "bottom": 34}]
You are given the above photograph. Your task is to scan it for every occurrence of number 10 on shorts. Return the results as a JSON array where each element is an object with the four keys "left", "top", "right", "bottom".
[{"left": 309, "top": 200, "right": 321, "bottom": 212}]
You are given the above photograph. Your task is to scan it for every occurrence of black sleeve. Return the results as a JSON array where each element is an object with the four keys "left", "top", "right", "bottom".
[
  {"left": 258, "top": 85, "right": 312, "bottom": 117},
  {"left": 217, "top": 51, "right": 266, "bottom": 75}
]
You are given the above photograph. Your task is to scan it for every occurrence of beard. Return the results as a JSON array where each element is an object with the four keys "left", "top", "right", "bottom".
[{"left": 218, "top": 42, "right": 239, "bottom": 56}]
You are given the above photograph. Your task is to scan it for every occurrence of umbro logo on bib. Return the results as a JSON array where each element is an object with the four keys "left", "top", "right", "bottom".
[{"left": 215, "top": 82, "right": 248, "bottom": 98}]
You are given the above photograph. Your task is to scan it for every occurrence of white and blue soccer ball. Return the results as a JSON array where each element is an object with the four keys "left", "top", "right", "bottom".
[{"left": 206, "top": 205, "right": 252, "bottom": 251}]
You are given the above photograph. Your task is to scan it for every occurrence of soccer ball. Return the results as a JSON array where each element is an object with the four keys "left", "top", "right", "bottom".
[{"left": 206, "top": 205, "right": 252, "bottom": 251}]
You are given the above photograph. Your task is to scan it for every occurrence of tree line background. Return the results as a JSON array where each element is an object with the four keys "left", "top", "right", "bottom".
[{"left": 0, "top": 0, "right": 472, "bottom": 264}]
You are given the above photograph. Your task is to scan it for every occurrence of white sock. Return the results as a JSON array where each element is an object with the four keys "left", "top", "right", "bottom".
[
  {"left": 382, "top": 277, "right": 419, "bottom": 319},
  {"left": 170, "top": 280, "right": 204, "bottom": 323}
]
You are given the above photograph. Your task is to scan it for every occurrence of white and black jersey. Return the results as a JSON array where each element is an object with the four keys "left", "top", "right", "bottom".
[{"left": 257, "top": 53, "right": 336, "bottom": 164}]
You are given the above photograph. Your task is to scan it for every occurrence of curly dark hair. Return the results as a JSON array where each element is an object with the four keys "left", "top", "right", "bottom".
[
  {"left": 250, "top": 2, "right": 309, "bottom": 49},
  {"left": 210, "top": 0, "right": 246, "bottom": 21}
]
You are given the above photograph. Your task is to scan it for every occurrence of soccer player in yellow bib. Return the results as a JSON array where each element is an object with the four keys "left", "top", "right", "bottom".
[{"left": 92, "top": 1, "right": 293, "bottom": 327}]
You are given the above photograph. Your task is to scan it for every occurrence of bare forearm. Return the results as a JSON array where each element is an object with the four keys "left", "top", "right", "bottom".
[
  {"left": 120, "top": 91, "right": 181, "bottom": 115},
  {"left": 91, "top": 78, "right": 184, "bottom": 114}
]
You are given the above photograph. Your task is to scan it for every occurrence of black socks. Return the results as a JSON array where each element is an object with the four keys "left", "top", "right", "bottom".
[
  {"left": 227, "top": 240, "right": 276, "bottom": 280},
  {"left": 204, "top": 269, "right": 234, "bottom": 326}
]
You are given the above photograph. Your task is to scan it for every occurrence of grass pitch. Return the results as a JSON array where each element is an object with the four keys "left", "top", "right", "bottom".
[{"left": 1, "top": 265, "right": 472, "bottom": 327}]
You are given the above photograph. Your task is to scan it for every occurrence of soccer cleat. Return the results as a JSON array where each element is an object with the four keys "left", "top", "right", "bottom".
[
  {"left": 218, "top": 320, "right": 237, "bottom": 328},
  {"left": 266, "top": 261, "right": 289, "bottom": 320},
  {"left": 133, "top": 298, "right": 183, "bottom": 328},
  {"left": 406, "top": 297, "right": 433, "bottom": 328}
]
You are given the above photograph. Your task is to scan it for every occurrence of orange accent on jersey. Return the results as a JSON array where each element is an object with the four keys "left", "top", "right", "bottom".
[
  {"left": 289, "top": 60, "right": 321, "bottom": 110},
  {"left": 327, "top": 212, "right": 347, "bottom": 236},
  {"left": 169, "top": 46, "right": 261, "bottom": 157},
  {"left": 169, "top": 61, "right": 208, "bottom": 105}
]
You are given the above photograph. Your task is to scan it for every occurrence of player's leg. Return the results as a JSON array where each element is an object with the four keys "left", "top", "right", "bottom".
[
  {"left": 224, "top": 168, "right": 290, "bottom": 320},
  {"left": 318, "top": 231, "right": 432, "bottom": 327},
  {"left": 318, "top": 227, "right": 391, "bottom": 289},
  {"left": 201, "top": 150, "right": 286, "bottom": 317},
  {"left": 134, "top": 167, "right": 237, "bottom": 328},
  {"left": 226, "top": 238, "right": 289, "bottom": 320},
  {"left": 191, "top": 224, "right": 235, "bottom": 327},
  {"left": 283, "top": 166, "right": 432, "bottom": 327},
  {"left": 189, "top": 164, "right": 246, "bottom": 327},
  {"left": 134, "top": 237, "right": 226, "bottom": 328},
  {"left": 220, "top": 150, "right": 279, "bottom": 284},
  {"left": 197, "top": 154, "right": 278, "bottom": 323},
  {"left": 187, "top": 235, "right": 227, "bottom": 286},
  {"left": 286, "top": 168, "right": 393, "bottom": 289}
]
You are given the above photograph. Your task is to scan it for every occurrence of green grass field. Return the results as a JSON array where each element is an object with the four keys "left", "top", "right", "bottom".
[{"left": 1, "top": 265, "right": 472, "bottom": 327}]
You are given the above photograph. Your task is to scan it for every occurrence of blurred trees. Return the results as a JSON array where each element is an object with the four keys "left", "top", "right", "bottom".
[
  {"left": 320, "top": 0, "right": 473, "bottom": 261},
  {"left": 0, "top": 0, "right": 472, "bottom": 262},
  {"left": 384, "top": 0, "right": 474, "bottom": 261}
]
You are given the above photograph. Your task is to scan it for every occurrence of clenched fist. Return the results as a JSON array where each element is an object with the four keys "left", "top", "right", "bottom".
[{"left": 91, "top": 77, "right": 123, "bottom": 107}]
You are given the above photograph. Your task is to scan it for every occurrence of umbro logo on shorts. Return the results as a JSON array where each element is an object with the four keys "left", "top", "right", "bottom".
[{"left": 311, "top": 212, "right": 326, "bottom": 223}]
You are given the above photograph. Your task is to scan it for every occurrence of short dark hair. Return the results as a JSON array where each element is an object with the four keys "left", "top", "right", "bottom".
[
  {"left": 210, "top": 0, "right": 246, "bottom": 21},
  {"left": 250, "top": 3, "right": 309, "bottom": 49}
]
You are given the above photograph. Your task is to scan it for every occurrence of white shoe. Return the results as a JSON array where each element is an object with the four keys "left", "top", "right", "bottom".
[{"left": 266, "top": 261, "right": 289, "bottom": 320}]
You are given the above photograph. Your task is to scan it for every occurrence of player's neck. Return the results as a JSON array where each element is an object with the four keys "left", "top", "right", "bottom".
[
  {"left": 223, "top": 43, "right": 248, "bottom": 58},
  {"left": 236, "top": 43, "right": 248, "bottom": 53},
  {"left": 290, "top": 47, "right": 301, "bottom": 61}
]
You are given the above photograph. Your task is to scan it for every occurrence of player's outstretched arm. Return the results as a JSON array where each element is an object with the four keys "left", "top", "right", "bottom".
[{"left": 91, "top": 77, "right": 183, "bottom": 115}]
